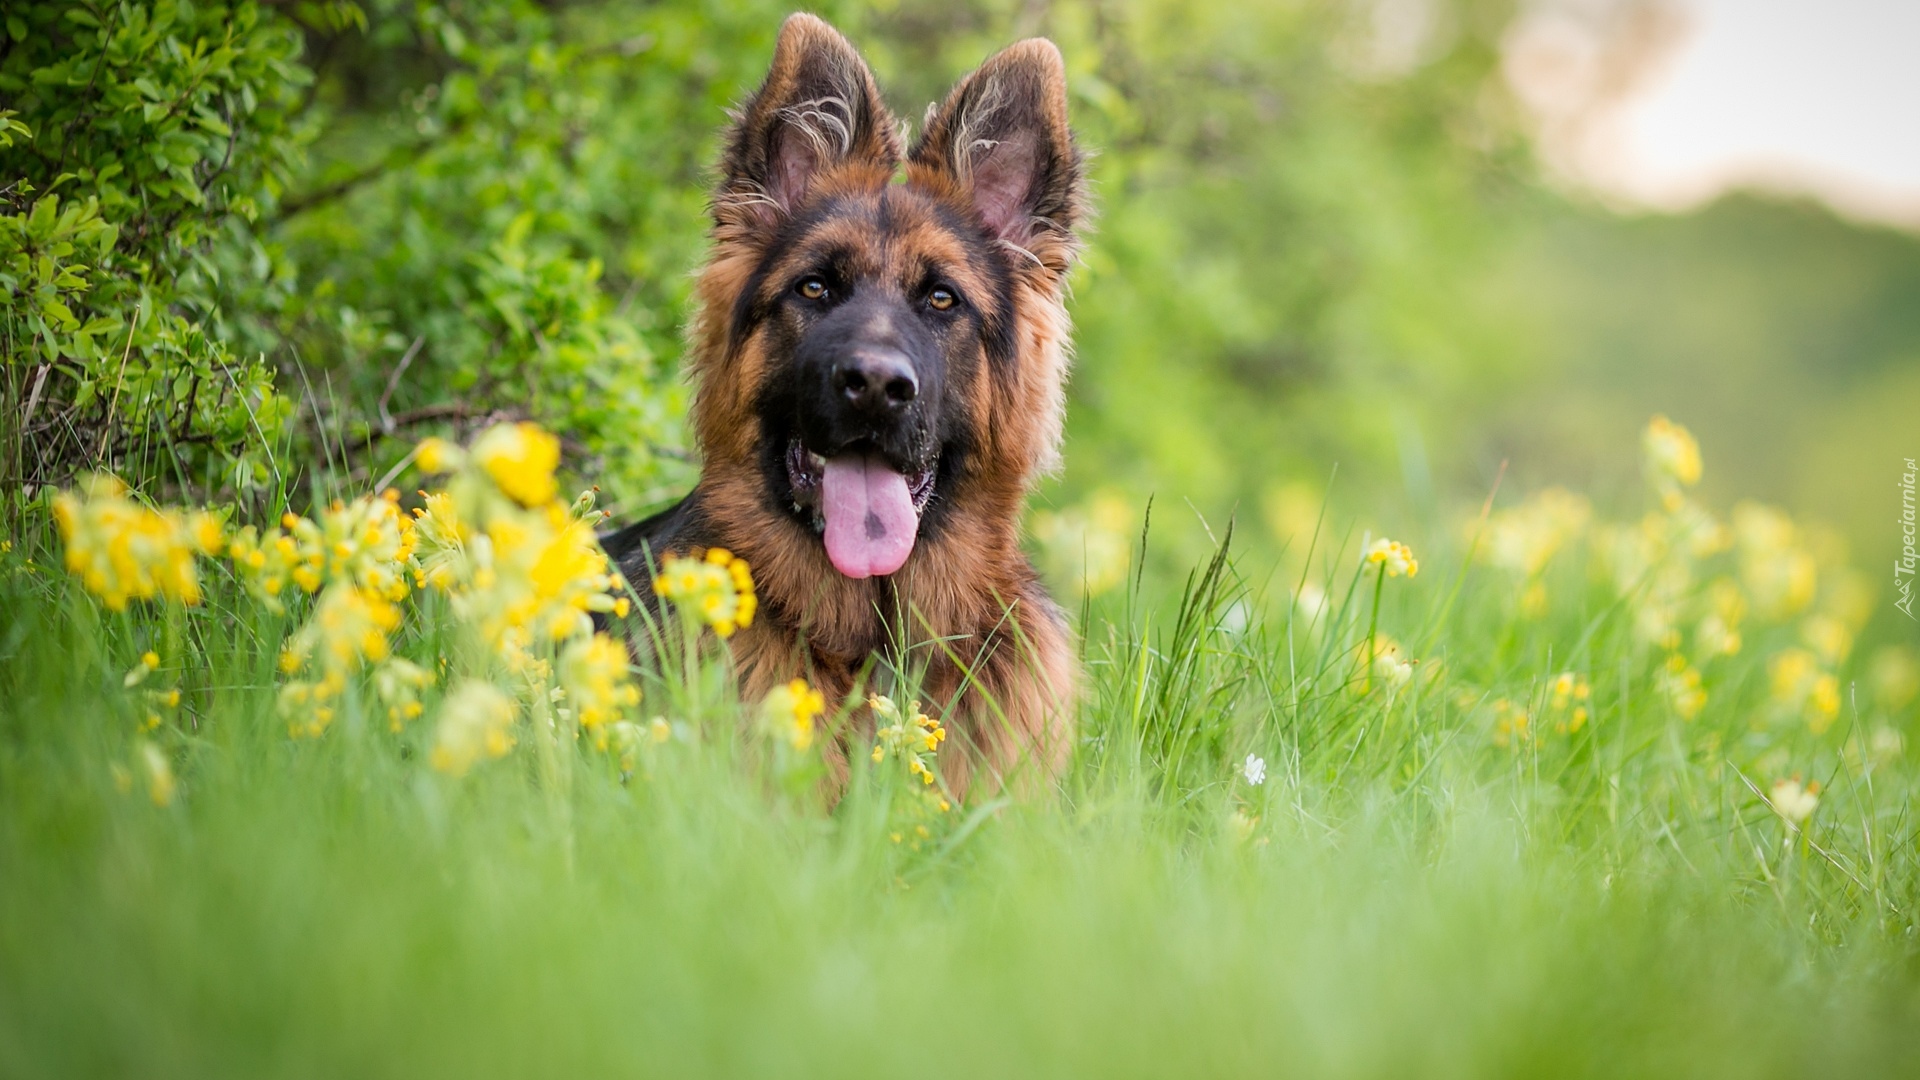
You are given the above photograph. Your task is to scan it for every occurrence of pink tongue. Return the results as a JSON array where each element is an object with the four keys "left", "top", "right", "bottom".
[{"left": 821, "top": 454, "right": 920, "bottom": 579}]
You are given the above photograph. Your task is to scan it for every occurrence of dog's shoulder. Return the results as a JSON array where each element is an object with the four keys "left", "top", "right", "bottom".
[{"left": 601, "top": 491, "right": 715, "bottom": 583}]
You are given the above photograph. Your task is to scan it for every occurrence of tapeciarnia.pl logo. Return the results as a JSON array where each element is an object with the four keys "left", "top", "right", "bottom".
[{"left": 1899, "top": 456, "right": 1917, "bottom": 619}]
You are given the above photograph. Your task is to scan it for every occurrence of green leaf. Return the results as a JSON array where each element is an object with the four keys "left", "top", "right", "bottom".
[{"left": 42, "top": 299, "right": 77, "bottom": 329}]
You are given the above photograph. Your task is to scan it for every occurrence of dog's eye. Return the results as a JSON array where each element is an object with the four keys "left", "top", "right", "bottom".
[
  {"left": 927, "top": 287, "right": 957, "bottom": 312},
  {"left": 796, "top": 277, "right": 829, "bottom": 301}
]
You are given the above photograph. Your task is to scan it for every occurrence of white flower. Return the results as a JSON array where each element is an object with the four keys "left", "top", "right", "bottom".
[
  {"left": 1242, "top": 753, "right": 1267, "bottom": 786},
  {"left": 1768, "top": 778, "right": 1819, "bottom": 824}
]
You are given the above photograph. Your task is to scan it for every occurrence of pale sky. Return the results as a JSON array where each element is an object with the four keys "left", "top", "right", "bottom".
[{"left": 1594, "top": 0, "right": 1920, "bottom": 226}]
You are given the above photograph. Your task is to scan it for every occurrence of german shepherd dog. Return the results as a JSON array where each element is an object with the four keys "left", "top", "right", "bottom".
[{"left": 604, "top": 14, "right": 1085, "bottom": 797}]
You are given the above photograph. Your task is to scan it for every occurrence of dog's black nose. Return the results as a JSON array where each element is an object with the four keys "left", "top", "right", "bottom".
[{"left": 835, "top": 350, "right": 917, "bottom": 414}]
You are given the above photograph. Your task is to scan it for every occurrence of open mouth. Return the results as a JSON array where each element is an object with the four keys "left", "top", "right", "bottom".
[{"left": 786, "top": 438, "right": 937, "bottom": 579}]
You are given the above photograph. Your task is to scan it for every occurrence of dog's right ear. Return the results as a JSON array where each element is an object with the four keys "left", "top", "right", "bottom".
[{"left": 715, "top": 14, "right": 901, "bottom": 232}]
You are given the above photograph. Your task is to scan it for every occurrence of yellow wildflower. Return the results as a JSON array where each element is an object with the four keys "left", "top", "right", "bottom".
[
  {"left": 1765, "top": 647, "right": 1839, "bottom": 732},
  {"left": 138, "top": 741, "right": 176, "bottom": 808},
  {"left": 1659, "top": 656, "right": 1707, "bottom": 720},
  {"left": 233, "top": 493, "right": 416, "bottom": 607},
  {"left": 1733, "top": 502, "right": 1817, "bottom": 619},
  {"left": 605, "top": 721, "right": 646, "bottom": 774},
  {"left": 415, "top": 436, "right": 464, "bottom": 475},
  {"left": 561, "top": 633, "right": 641, "bottom": 738},
  {"left": 1769, "top": 648, "right": 1816, "bottom": 705},
  {"left": 305, "top": 492, "right": 418, "bottom": 600},
  {"left": 869, "top": 693, "right": 946, "bottom": 783},
  {"left": 1363, "top": 537, "right": 1418, "bottom": 578},
  {"left": 53, "top": 473, "right": 221, "bottom": 609},
  {"left": 226, "top": 524, "right": 304, "bottom": 611},
  {"left": 124, "top": 651, "right": 160, "bottom": 688},
  {"left": 1694, "top": 578, "right": 1746, "bottom": 658},
  {"left": 1485, "top": 487, "right": 1591, "bottom": 579},
  {"left": 473, "top": 422, "right": 561, "bottom": 508},
  {"left": 430, "top": 680, "right": 518, "bottom": 777},
  {"left": 469, "top": 504, "right": 622, "bottom": 646},
  {"left": 1492, "top": 698, "right": 1532, "bottom": 748},
  {"left": 1807, "top": 673, "right": 1841, "bottom": 735},
  {"left": 654, "top": 548, "right": 757, "bottom": 638},
  {"left": 276, "top": 585, "right": 404, "bottom": 738},
  {"left": 1549, "top": 672, "right": 1592, "bottom": 734},
  {"left": 762, "top": 678, "right": 826, "bottom": 751},
  {"left": 408, "top": 490, "right": 468, "bottom": 591},
  {"left": 1644, "top": 415, "right": 1702, "bottom": 509},
  {"left": 372, "top": 658, "right": 434, "bottom": 732},
  {"left": 1370, "top": 636, "right": 1414, "bottom": 689}
]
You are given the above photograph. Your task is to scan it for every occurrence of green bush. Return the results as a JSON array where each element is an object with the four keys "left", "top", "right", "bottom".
[{"left": 1, "top": 0, "right": 317, "bottom": 507}]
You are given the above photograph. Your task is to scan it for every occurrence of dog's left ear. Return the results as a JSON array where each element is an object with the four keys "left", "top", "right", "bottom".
[{"left": 911, "top": 39, "right": 1085, "bottom": 282}]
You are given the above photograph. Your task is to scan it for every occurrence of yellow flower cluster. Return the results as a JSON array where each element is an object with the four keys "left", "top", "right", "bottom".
[
  {"left": 411, "top": 437, "right": 628, "bottom": 641},
  {"left": 54, "top": 474, "right": 221, "bottom": 609},
  {"left": 869, "top": 693, "right": 948, "bottom": 786},
  {"left": 1732, "top": 502, "right": 1817, "bottom": 621},
  {"left": 1596, "top": 512, "right": 1710, "bottom": 645},
  {"left": 225, "top": 490, "right": 425, "bottom": 738},
  {"left": 1369, "top": 635, "right": 1414, "bottom": 689},
  {"left": 1695, "top": 578, "right": 1747, "bottom": 658},
  {"left": 562, "top": 634, "right": 642, "bottom": 741},
  {"left": 1364, "top": 537, "right": 1418, "bottom": 578},
  {"left": 1477, "top": 673, "right": 1590, "bottom": 748},
  {"left": 429, "top": 680, "right": 518, "bottom": 777},
  {"left": 1481, "top": 487, "right": 1590, "bottom": 616},
  {"left": 414, "top": 424, "right": 564, "bottom": 509},
  {"left": 1486, "top": 487, "right": 1591, "bottom": 580},
  {"left": 408, "top": 490, "right": 466, "bottom": 591},
  {"left": 760, "top": 678, "right": 827, "bottom": 751},
  {"left": 475, "top": 422, "right": 561, "bottom": 508},
  {"left": 406, "top": 423, "right": 640, "bottom": 775},
  {"left": 1644, "top": 414, "right": 1702, "bottom": 511},
  {"left": 277, "top": 586, "right": 404, "bottom": 738},
  {"left": 229, "top": 491, "right": 417, "bottom": 610},
  {"left": 372, "top": 659, "right": 433, "bottom": 732},
  {"left": 112, "top": 741, "right": 178, "bottom": 808},
  {"left": 654, "top": 548, "right": 757, "bottom": 638},
  {"left": 1491, "top": 698, "right": 1533, "bottom": 749},
  {"left": 1548, "top": 672, "right": 1591, "bottom": 734},
  {"left": 1768, "top": 647, "right": 1842, "bottom": 735},
  {"left": 123, "top": 650, "right": 182, "bottom": 731},
  {"left": 1658, "top": 653, "right": 1707, "bottom": 721},
  {"left": 481, "top": 505, "right": 625, "bottom": 646}
]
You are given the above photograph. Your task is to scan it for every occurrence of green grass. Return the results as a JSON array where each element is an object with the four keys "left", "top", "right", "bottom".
[{"left": 1, "top": 491, "right": 1918, "bottom": 1078}]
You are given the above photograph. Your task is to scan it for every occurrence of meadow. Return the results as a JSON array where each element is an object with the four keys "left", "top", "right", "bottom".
[
  {"left": 5, "top": 1, "right": 1920, "bottom": 1074},
  {"left": 3, "top": 416, "right": 1918, "bottom": 1077}
]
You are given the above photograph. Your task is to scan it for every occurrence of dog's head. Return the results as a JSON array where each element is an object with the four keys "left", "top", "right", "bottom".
[{"left": 687, "top": 15, "right": 1084, "bottom": 580}]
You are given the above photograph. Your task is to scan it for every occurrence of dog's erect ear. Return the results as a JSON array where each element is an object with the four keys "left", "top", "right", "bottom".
[
  {"left": 910, "top": 39, "right": 1084, "bottom": 277},
  {"left": 716, "top": 14, "right": 901, "bottom": 229}
]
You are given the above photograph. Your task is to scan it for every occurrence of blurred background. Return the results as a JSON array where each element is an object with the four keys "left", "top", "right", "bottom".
[{"left": 5, "top": 0, "right": 1916, "bottom": 644}]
